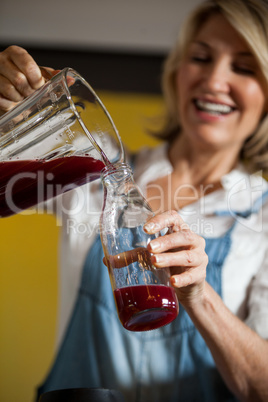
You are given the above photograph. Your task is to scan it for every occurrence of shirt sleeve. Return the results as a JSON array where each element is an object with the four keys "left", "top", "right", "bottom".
[
  {"left": 55, "top": 180, "right": 104, "bottom": 347},
  {"left": 244, "top": 200, "right": 268, "bottom": 339}
]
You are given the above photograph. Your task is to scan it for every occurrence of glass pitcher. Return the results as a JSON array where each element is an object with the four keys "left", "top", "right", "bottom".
[{"left": 0, "top": 68, "right": 124, "bottom": 217}]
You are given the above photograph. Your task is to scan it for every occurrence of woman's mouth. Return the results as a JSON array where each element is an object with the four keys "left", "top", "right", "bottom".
[{"left": 193, "top": 99, "right": 236, "bottom": 116}]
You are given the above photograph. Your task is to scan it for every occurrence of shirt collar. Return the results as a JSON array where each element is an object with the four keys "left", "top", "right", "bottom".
[{"left": 134, "top": 143, "right": 268, "bottom": 216}]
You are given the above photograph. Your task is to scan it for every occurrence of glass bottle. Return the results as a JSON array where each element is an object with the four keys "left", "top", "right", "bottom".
[{"left": 100, "top": 162, "right": 179, "bottom": 332}]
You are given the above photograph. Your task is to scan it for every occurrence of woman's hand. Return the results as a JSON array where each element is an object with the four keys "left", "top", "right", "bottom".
[
  {"left": 0, "top": 45, "right": 57, "bottom": 115},
  {"left": 144, "top": 210, "right": 208, "bottom": 308}
]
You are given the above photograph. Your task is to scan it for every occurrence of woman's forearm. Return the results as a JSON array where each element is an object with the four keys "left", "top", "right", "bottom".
[
  {"left": 184, "top": 282, "right": 268, "bottom": 402},
  {"left": 144, "top": 211, "right": 268, "bottom": 400}
]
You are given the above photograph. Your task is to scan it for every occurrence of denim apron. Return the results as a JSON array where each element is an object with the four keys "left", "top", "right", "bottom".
[
  {"left": 37, "top": 178, "right": 268, "bottom": 401},
  {"left": 37, "top": 213, "right": 244, "bottom": 402}
]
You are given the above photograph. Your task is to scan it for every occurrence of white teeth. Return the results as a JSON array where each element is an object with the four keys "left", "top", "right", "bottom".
[{"left": 195, "top": 100, "right": 233, "bottom": 114}]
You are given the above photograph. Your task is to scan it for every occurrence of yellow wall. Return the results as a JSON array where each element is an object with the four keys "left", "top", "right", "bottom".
[{"left": 0, "top": 91, "right": 164, "bottom": 402}]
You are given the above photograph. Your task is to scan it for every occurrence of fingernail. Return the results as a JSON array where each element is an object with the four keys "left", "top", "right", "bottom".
[
  {"left": 144, "top": 222, "right": 155, "bottom": 233},
  {"left": 149, "top": 241, "right": 160, "bottom": 251},
  {"left": 171, "top": 276, "right": 177, "bottom": 285},
  {"left": 151, "top": 254, "right": 159, "bottom": 263}
]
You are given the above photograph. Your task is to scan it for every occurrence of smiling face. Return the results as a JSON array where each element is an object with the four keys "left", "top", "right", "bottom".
[{"left": 176, "top": 13, "right": 267, "bottom": 154}]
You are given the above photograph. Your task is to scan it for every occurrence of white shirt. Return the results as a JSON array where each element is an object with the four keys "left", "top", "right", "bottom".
[{"left": 53, "top": 143, "right": 268, "bottom": 347}]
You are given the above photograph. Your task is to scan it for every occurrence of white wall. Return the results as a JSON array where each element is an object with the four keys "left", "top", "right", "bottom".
[{"left": 1, "top": 0, "right": 203, "bottom": 53}]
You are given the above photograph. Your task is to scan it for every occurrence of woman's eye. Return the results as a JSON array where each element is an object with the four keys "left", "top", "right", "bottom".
[
  {"left": 191, "top": 56, "right": 210, "bottom": 63},
  {"left": 234, "top": 65, "right": 255, "bottom": 75}
]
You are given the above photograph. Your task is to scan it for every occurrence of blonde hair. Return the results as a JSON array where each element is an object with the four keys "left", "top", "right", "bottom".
[{"left": 158, "top": 0, "right": 268, "bottom": 173}]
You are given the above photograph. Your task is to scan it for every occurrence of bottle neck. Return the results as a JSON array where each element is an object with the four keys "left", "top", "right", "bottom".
[
  {"left": 101, "top": 161, "right": 153, "bottom": 217},
  {"left": 101, "top": 162, "right": 133, "bottom": 188}
]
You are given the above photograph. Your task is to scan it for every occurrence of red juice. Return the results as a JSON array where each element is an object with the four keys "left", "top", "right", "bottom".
[
  {"left": 0, "top": 155, "right": 105, "bottom": 217},
  {"left": 114, "top": 284, "right": 179, "bottom": 331}
]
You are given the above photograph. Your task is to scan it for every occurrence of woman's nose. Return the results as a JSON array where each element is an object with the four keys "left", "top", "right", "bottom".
[{"left": 202, "top": 60, "right": 230, "bottom": 93}]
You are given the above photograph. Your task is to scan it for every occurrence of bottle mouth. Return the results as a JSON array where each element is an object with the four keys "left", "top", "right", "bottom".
[{"left": 101, "top": 162, "right": 132, "bottom": 180}]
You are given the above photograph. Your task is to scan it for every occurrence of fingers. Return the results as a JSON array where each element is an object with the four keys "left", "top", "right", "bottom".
[
  {"left": 0, "top": 74, "right": 24, "bottom": 102},
  {"left": 170, "top": 267, "right": 206, "bottom": 288},
  {"left": 39, "top": 66, "right": 54, "bottom": 81},
  {"left": 0, "top": 46, "right": 45, "bottom": 99},
  {"left": 144, "top": 210, "right": 208, "bottom": 297},
  {"left": 0, "top": 46, "right": 60, "bottom": 114},
  {"left": 0, "top": 94, "right": 20, "bottom": 115},
  {"left": 148, "top": 228, "right": 199, "bottom": 254},
  {"left": 150, "top": 244, "right": 206, "bottom": 269},
  {"left": 144, "top": 210, "right": 189, "bottom": 234},
  {"left": 145, "top": 210, "right": 204, "bottom": 258},
  {"left": 6, "top": 45, "right": 44, "bottom": 90},
  {"left": 0, "top": 70, "right": 25, "bottom": 113},
  {"left": 40, "top": 67, "right": 61, "bottom": 81}
]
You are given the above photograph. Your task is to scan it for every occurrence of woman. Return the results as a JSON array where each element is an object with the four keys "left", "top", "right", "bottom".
[{"left": 1, "top": 0, "right": 268, "bottom": 401}]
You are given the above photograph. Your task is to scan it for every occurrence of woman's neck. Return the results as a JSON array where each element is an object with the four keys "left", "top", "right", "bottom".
[
  {"left": 168, "top": 134, "right": 240, "bottom": 188},
  {"left": 146, "top": 134, "right": 242, "bottom": 213}
]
